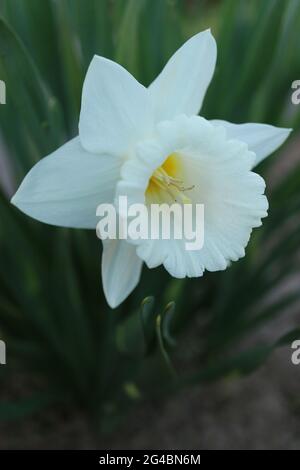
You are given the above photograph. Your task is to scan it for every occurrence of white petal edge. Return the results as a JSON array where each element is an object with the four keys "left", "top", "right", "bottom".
[
  {"left": 211, "top": 120, "right": 292, "bottom": 167},
  {"left": 149, "top": 29, "right": 217, "bottom": 122},
  {"left": 101, "top": 239, "right": 143, "bottom": 308},
  {"left": 79, "top": 55, "right": 153, "bottom": 157},
  {"left": 11, "top": 137, "right": 121, "bottom": 229}
]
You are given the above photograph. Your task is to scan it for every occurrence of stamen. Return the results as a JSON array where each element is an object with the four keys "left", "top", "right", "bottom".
[{"left": 150, "top": 166, "right": 195, "bottom": 204}]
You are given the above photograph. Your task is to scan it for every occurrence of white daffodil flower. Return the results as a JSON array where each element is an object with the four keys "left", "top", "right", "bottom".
[{"left": 12, "top": 30, "right": 291, "bottom": 308}]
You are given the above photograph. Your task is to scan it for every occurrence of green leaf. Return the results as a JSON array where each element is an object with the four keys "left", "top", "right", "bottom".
[
  {"left": 50, "top": 0, "right": 85, "bottom": 133},
  {"left": 0, "top": 394, "right": 55, "bottom": 422},
  {"left": 0, "top": 0, "right": 62, "bottom": 99},
  {"left": 116, "top": 303, "right": 146, "bottom": 357},
  {"left": 0, "top": 16, "right": 65, "bottom": 176},
  {"left": 156, "top": 314, "right": 177, "bottom": 380},
  {"left": 161, "top": 301, "right": 177, "bottom": 348},
  {"left": 115, "top": 0, "right": 146, "bottom": 78},
  {"left": 186, "top": 327, "right": 300, "bottom": 386},
  {"left": 140, "top": 296, "right": 156, "bottom": 351}
]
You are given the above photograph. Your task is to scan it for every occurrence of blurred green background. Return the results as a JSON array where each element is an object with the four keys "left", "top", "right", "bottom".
[{"left": 0, "top": 0, "right": 300, "bottom": 448}]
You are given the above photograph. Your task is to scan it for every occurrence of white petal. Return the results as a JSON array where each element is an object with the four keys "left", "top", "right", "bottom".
[
  {"left": 101, "top": 239, "right": 143, "bottom": 308},
  {"left": 121, "top": 115, "right": 268, "bottom": 278},
  {"left": 136, "top": 238, "right": 206, "bottom": 279},
  {"left": 79, "top": 55, "right": 153, "bottom": 157},
  {"left": 11, "top": 137, "right": 121, "bottom": 229},
  {"left": 149, "top": 30, "right": 217, "bottom": 121},
  {"left": 211, "top": 120, "right": 292, "bottom": 166}
]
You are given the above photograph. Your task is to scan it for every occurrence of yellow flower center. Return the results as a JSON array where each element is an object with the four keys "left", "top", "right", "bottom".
[{"left": 146, "top": 153, "right": 194, "bottom": 204}]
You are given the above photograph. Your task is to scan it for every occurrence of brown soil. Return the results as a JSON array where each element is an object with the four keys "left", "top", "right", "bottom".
[{"left": 0, "top": 344, "right": 299, "bottom": 450}]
